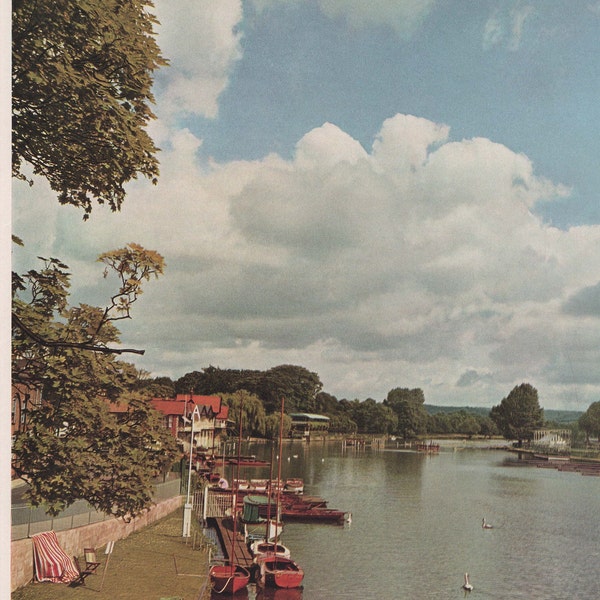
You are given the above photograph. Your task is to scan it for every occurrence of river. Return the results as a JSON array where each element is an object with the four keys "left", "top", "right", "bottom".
[{"left": 220, "top": 440, "right": 599, "bottom": 599}]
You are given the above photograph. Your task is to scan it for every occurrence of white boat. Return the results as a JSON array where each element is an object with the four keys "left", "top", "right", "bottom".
[
  {"left": 283, "top": 478, "right": 304, "bottom": 494},
  {"left": 250, "top": 478, "right": 268, "bottom": 492},
  {"left": 250, "top": 540, "right": 291, "bottom": 561}
]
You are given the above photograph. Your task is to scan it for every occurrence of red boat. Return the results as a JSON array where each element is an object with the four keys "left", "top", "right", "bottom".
[
  {"left": 209, "top": 564, "right": 251, "bottom": 595},
  {"left": 257, "top": 556, "right": 304, "bottom": 589},
  {"left": 256, "top": 398, "right": 305, "bottom": 590},
  {"left": 281, "top": 506, "right": 349, "bottom": 524}
]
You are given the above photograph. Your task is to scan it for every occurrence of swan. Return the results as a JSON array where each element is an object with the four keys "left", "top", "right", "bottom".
[
  {"left": 482, "top": 517, "right": 493, "bottom": 529},
  {"left": 463, "top": 573, "right": 473, "bottom": 591}
]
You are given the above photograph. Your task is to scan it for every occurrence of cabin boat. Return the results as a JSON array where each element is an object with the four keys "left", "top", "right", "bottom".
[{"left": 241, "top": 495, "right": 283, "bottom": 541}]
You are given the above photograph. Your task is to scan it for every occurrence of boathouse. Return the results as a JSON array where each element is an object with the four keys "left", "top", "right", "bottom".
[
  {"left": 531, "top": 428, "right": 571, "bottom": 456},
  {"left": 289, "top": 413, "right": 330, "bottom": 439}
]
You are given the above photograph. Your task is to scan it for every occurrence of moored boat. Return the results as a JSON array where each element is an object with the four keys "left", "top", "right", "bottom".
[
  {"left": 250, "top": 540, "right": 291, "bottom": 560},
  {"left": 281, "top": 506, "right": 349, "bottom": 524},
  {"left": 283, "top": 478, "right": 304, "bottom": 494},
  {"left": 250, "top": 478, "right": 268, "bottom": 492},
  {"left": 257, "top": 556, "right": 304, "bottom": 589},
  {"left": 209, "top": 564, "right": 251, "bottom": 595}
]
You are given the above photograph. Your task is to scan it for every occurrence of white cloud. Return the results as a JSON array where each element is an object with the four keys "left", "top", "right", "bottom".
[
  {"left": 153, "top": 0, "right": 243, "bottom": 118},
  {"left": 483, "top": 4, "right": 535, "bottom": 51},
  {"left": 13, "top": 114, "right": 600, "bottom": 410}
]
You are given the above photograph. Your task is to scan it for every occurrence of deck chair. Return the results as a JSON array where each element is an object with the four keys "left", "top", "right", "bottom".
[
  {"left": 70, "top": 556, "right": 96, "bottom": 587},
  {"left": 84, "top": 548, "right": 101, "bottom": 572}
]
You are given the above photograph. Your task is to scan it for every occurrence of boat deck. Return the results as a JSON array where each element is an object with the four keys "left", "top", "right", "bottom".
[{"left": 210, "top": 517, "right": 254, "bottom": 568}]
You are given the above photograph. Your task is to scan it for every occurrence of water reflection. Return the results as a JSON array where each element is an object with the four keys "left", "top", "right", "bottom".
[
  {"left": 256, "top": 586, "right": 303, "bottom": 600},
  {"left": 211, "top": 584, "right": 303, "bottom": 600},
  {"left": 235, "top": 442, "right": 599, "bottom": 599}
]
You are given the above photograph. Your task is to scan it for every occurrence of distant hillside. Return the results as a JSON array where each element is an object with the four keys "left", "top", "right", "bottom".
[
  {"left": 425, "top": 405, "right": 582, "bottom": 424},
  {"left": 425, "top": 405, "right": 490, "bottom": 417},
  {"left": 544, "top": 409, "right": 583, "bottom": 425}
]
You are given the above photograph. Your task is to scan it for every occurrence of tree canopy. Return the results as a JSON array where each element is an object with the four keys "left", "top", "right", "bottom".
[
  {"left": 220, "top": 390, "right": 267, "bottom": 439},
  {"left": 12, "top": 0, "right": 165, "bottom": 217},
  {"left": 490, "top": 383, "right": 544, "bottom": 446},
  {"left": 176, "top": 365, "right": 323, "bottom": 414},
  {"left": 12, "top": 245, "right": 177, "bottom": 517},
  {"left": 579, "top": 401, "right": 600, "bottom": 443},
  {"left": 384, "top": 387, "right": 428, "bottom": 439}
]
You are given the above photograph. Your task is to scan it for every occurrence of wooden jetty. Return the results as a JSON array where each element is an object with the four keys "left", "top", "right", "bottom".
[{"left": 210, "top": 516, "right": 254, "bottom": 569}]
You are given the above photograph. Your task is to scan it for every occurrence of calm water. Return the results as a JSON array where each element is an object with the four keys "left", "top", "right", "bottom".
[{"left": 231, "top": 441, "right": 599, "bottom": 600}]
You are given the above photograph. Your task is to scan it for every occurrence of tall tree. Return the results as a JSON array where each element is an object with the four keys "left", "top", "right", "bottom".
[
  {"left": 12, "top": 0, "right": 165, "bottom": 218},
  {"left": 490, "top": 383, "right": 544, "bottom": 446},
  {"left": 384, "top": 388, "right": 428, "bottom": 439},
  {"left": 579, "top": 401, "right": 600, "bottom": 444},
  {"left": 259, "top": 365, "right": 323, "bottom": 413},
  {"left": 12, "top": 245, "right": 177, "bottom": 517}
]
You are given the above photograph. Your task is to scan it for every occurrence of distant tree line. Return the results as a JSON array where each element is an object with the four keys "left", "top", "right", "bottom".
[{"left": 142, "top": 367, "right": 597, "bottom": 444}]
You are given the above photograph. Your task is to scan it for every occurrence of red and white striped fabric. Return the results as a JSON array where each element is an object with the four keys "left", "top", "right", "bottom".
[{"left": 31, "top": 531, "right": 79, "bottom": 584}]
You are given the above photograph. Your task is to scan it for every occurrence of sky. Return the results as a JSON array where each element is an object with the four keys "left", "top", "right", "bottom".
[{"left": 10, "top": 0, "right": 600, "bottom": 411}]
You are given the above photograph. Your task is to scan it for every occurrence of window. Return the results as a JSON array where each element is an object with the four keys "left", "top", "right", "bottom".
[{"left": 12, "top": 394, "right": 18, "bottom": 425}]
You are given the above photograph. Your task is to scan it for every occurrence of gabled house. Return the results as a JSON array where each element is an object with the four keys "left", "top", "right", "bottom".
[
  {"left": 108, "top": 394, "right": 229, "bottom": 453},
  {"left": 111, "top": 394, "right": 230, "bottom": 453},
  {"left": 165, "top": 394, "right": 229, "bottom": 453}
]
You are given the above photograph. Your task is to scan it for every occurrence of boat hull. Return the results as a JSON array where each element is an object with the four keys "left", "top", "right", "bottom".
[
  {"left": 209, "top": 564, "right": 250, "bottom": 594},
  {"left": 258, "top": 557, "right": 304, "bottom": 589}
]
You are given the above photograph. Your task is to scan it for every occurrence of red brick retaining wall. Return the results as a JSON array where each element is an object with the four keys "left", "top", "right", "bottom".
[{"left": 11, "top": 495, "right": 183, "bottom": 592}]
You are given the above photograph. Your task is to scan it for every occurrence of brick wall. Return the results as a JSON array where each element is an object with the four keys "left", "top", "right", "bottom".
[{"left": 11, "top": 495, "right": 183, "bottom": 592}]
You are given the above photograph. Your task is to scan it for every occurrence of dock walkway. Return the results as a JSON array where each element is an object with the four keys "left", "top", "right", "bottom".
[{"left": 210, "top": 517, "right": 254, "bottom": 568}]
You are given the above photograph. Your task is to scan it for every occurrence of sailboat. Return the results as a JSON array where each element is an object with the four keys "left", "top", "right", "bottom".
[
  {"left": 257, "top": 398, "right": 304, "bottom": 590},
  {"left": 249, "top": 442, "right": 290, "bottom": 563},
  {"left": 209, "top": 399, "right": 251, "bottom": 594}
]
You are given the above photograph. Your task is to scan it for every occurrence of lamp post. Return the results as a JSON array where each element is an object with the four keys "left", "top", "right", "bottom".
[{"left": 182, "top": 408, "right": 195, "bottom": 537}]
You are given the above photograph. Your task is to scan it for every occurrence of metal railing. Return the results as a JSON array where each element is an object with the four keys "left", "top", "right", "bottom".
[{"left": 11, "top": 476, "right": 182, "bottom": 541}]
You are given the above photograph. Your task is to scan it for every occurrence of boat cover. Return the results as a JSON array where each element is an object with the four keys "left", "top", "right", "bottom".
[{"left": 31, "top": 531, "right": 79, "bottom": 584}]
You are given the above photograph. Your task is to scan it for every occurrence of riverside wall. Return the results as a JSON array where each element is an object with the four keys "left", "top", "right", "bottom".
[{"left": 11, "top": 495, "right": 183, "bottom": 592}]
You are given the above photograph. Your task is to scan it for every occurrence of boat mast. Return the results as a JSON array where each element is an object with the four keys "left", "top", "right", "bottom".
[
  {"left": 231, "top": 396, "right": 244, "bottom": 568},
  {"left": 265, "top": 440, "right": 275, "bottom": 543},
  {"left": 274, "top": 397, "right": 285, "bottom": 555}
]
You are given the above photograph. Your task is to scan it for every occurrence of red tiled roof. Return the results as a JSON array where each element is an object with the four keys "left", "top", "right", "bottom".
[
  {"left": 108, "top": 395, "right": 224, "bottom": 418},
  {"left": 150, "top": 399, "right": 187, "bottom": 416},
  {"left": 174, "top": 394, "right": 222, "bottom": 413}
]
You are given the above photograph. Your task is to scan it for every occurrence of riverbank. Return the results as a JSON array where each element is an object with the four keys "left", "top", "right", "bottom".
[{"left": 12, "top": 508, "right": 211, "bottom": 600}]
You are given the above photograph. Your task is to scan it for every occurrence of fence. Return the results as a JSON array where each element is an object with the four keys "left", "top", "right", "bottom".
[{"left": 11, "top": 476, "right": 182, "bottom": 541}]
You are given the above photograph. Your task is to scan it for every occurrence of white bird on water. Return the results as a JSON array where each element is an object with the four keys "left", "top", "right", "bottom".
[
  {"left": 463, "top": 573, "right": 473, "bottom": 591},
  {"left": 482, "top": 517, "right": 493, "bottom": 529}
]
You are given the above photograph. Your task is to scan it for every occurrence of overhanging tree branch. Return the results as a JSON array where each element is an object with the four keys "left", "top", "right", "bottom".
[{"left": 12, "top": 311, "right": 145, "bottom": 355}]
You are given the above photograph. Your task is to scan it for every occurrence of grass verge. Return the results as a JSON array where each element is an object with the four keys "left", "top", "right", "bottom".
[{"left": 12, "top": 508, "right": 212, "bottom": 600}]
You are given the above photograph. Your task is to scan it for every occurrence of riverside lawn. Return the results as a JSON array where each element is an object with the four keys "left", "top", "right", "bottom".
[{"left": 12, "top": 508, "right": 212, "bottom": 600}]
